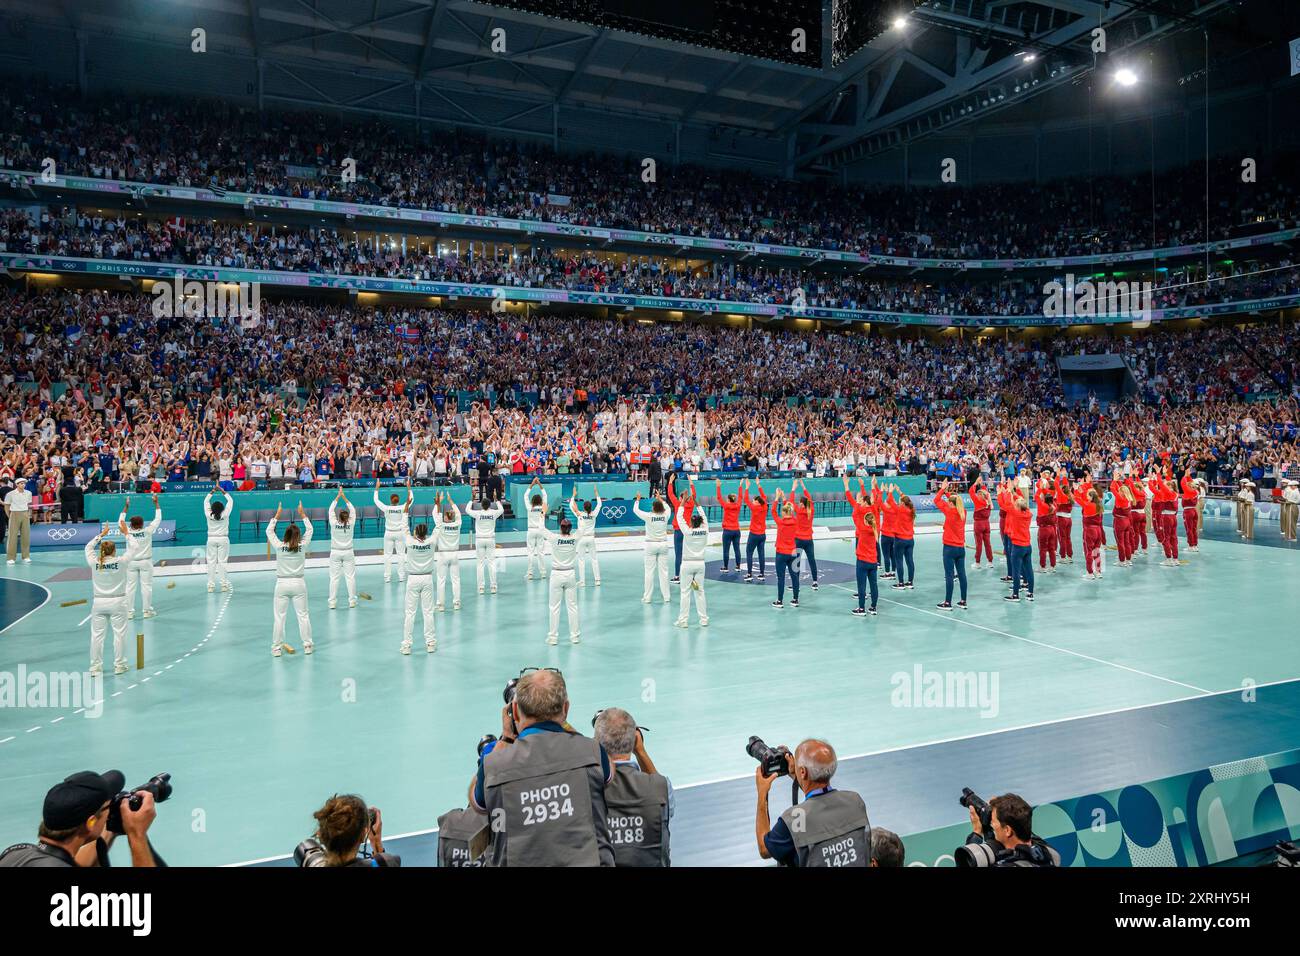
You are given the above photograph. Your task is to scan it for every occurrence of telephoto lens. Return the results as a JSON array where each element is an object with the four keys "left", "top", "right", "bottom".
[
  {"left": 477, "top": 734, "right": 498, "bottom": 757},
  {"left": 745, "top": 736, "right": 791, "bottom": 777}
]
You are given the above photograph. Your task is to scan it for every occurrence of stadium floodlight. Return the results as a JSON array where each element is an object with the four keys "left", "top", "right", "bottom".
[
  {"left": 1115, "top": 67, "right": 1139, "bottom": 87},
  {"left": 893, "top": 15, "right": 908, "bottom": 30}
]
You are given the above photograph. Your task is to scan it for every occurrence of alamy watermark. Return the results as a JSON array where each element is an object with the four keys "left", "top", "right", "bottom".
[
  {"left": 890, "top": 664, "right": 1000, "bottom": 718},
  {"left": 593, "top": 406, "right": 708, "bottom": 452},
  {"left": 0, "top": 666, "right": 104, "bottom": 718},
  {"left": 1042, "top": 273, "right": 1153, "bottom": 323},
  {"left": 151, "top": 273, "right": 261, "bottom": 327}
]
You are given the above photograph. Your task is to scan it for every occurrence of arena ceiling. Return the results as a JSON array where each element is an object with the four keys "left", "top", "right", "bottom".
[{"left": 0, "top": 0, "right": 1259, "bottom": 173}]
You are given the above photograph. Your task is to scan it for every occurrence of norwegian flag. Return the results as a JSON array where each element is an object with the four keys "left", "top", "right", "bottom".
[
  {"left": 165, "top": 216, "right": 186, "bottom": 233},
  {"left": 393, "top": 325, "right": 420, "bottom": 342}
]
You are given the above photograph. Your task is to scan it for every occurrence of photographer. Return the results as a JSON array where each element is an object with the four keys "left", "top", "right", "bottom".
[
  {"left": 0, "top": 770, "right": 158, "bottom": 868},
  {"left": 593, "top": 707, "right": 673, "bottom": 867},
  {"left": 470, "top": 668, "right": 615, "bottom": 866},
  {"left": 958, "top": 792, "right": 1060, "bottom": 867},
  {"left": 870, "top": 828, "right": 905, "bottom": 867},
  {"left": 754, "top": 739, "right": 871, "bottom": 867},
  {"left": 296, "top": 794, "right": 400, "bottom": 867}
]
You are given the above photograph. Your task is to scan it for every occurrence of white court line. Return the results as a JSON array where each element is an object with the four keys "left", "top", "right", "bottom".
[
  {"left": 0, "top": 580, "right": 51, "bottom": 635},
  {"left": 826, "top": 581, "right": 1212, "bottom": 694},
  {"left": 78, "top": 613, "right": 91, "bottom": 627}
]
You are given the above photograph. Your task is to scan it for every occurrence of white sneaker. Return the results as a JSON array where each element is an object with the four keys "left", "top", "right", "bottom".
[
  {"left": 328, "top": 600, "right": 337, "bottom": 610},
  {"left": 272, "top": 646, "right": 282, "bottom": 658},
  {"left": 142, "top": 608, "right": 156, "bottom": 619},
  {"left": 527, "top": 572, "right": 535, "bottom": 580},
  {"left": 384, "top": 576, "right": 392, "bottom": 584},
  {"left": 89, "top": 663, "right": 103, "bottom": 675},
  {"left": 222, "top": 582, "right": 232, "bottom": 592},
  {"left": 595, "top": 580, "right": 601, "bottom": 587},
  {"left": 579, "top": 581, "right": 586, "bottom": 588},
  {"left": 304, "top": 643, "right": 314, "bottom": 655},
  {"left": 127, "top": 610, "right": 135, "bottom": 620},
  {"left": 400, "top": 644, "right": 411, "bottom": 655},
  {"left": 546, "top": 634, "right": 558, "bottom": 645},
  {"left": 490, "top": 586, "right": 497, "bottom": 594},
  {"left": 453, "top": 602, "right": 461, "bottom": 611},
  {"left": 114, "top": 663, "right": 128, "bottom": 675},
  {"left": 478, "top": 587, "right": 485, "bottom": 594},
  {"left": 435, "top": 604, "right": 445, "bottom": 612},
  {"left": 426, "top": 641, "right": 436, "bottom": 654},
  {"left": 207, "top": 583, "right": 215, "bottom": 593},
  {"left": 348, "top": 599, "right": 357, "bottom": 608},
  {"left": 22, "top": 558, "right": 30, "bottom": 563},
  {"left": 641, "top": 597, "right": 651, "bottom": 604},
  {"left": 570, "top": 634, "right": 581, "bottom": 644},
  {"left": 674, "top": 619, "right": 688, "bottom": 628},
  {"left": 5, "top": 559, "right": 13, "bottom": 565},
  {"left": 700, "top": 617, "right": 709, "bottom": 627}
]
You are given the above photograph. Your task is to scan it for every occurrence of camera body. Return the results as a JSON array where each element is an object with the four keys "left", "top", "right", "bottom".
[
  {"left": 959, "top": 787, "right": 993, "bottom": 834},
  {"left": 746, "top": 736, "right": 792, "bottom": 777},
  {"left": 106, "top": 772, "right": 173, "bottom": 835},
  {"left": 503, "top": 678, "right": 519, "bottom": 706}
]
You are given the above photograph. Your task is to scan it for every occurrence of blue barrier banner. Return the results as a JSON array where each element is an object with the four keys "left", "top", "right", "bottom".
[
  {"left": 29, "top": 520, "right": 177, "bottom": 549},
  {"left": 595, "top": 499, "right": 637, "bottom": 527}
]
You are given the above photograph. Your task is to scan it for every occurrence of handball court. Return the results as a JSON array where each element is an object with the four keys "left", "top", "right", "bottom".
[{"left": 1, "top": 513, "right": 1297, "bottom": 866}]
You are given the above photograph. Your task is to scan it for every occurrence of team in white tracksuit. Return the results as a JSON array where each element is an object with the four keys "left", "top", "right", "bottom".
[
  {"left": 119, "top": 497, "right": 162, "bottom": 619},
  {"left": 85, "top": 529, "right": 128, "bottom": 675},
  {"left": 267, "top": 511, "right": 314, "bottom": 656},
  {"left": 466, "top": 497, "right": 504, "bottom": 593},
  {"left": 543, "top": 523, "right": 580, "bottom": 644},
  {"left": 401, "top": 527, "right": 437, "bottom": 654},
  {"left": 375, "top": 483, "right": 412, "bottom": 582},
  {"left": 434, "top": 496, "right": 463, "bottom": 611},
  {"left": 525, "top": 482, "right": 549, "bottom": 579},
  {"left": 676, "top": 503, "right": 710, "bottom": 628},
  {"left": 203, "top": 489, "right": 234, "bottom": 592},
  {"left": 633, "top": 495, "right": 672, "bottom": 604},
  {"left": 327, "top": 494, "right": 358, "bottom": 609},
  {"left": 570, "top": 491, "right": 602, "bottom": 587}
]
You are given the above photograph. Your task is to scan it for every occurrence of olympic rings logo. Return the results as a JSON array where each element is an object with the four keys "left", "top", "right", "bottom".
[
  {"left": 602, "top": 505, "right": 627, "bottom": 519},
  {"left": 46, "top": 528, "right": 79, "bottom": 540}
]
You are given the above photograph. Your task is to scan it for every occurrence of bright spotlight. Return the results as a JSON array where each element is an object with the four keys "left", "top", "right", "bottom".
[
  {"left": 1115, "top": 67, "right": 1139, "bottom": 87},
  {"left": 893, "top": 15, "right": 908, "bottom": 30}
]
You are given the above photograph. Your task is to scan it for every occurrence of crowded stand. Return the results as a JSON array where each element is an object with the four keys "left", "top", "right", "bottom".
[
  {"left": 2, "top": 288, "right": 1295, "bottom": 521},
  {"left": 2, "top": 81, "right": 1298, "bottom": 261},
  {"left": 4, "top": 207, "right": 1298, "bottom": 317}
]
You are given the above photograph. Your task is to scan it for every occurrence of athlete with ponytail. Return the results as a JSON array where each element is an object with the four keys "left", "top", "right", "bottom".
[
  {"left": 934, "top": 482, "right": 969, "bottom": 610},
  {"left": 843, "top": 476, "right": 879, "bottom": 616},
  {"left": 85, "top": 524, "right": 128, "bottom": 675}
]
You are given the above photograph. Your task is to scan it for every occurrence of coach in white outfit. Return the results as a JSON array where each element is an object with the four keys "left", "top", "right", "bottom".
[
  {"left": 204, "top": 488, "right": 234, "bottom": 592},
  {"left": 542, "top": 518, "right": 580, "bottom": 645},
  {"left": 85, "top": 524, "right": 128, "bottom": 675},
  {"left": 570, "top": 486, "right": 603, "bottom": 587},
  {"left": 466, "top": 495, "right": 504, "bottom": 593},
  {"left": 633, "top": 492, "right": 671, "bottom": 604},
  {"left": 524, "top": 476, "right": 549, "bottom": 580},
  {"left": 401, "top": 522, "right": 436, "bottom": 655},
  {"left": 676, "top": 479, "right": 710, "bottom": 629},
  {"left": 328, "top": 487, "right": 358, "bottom": 609},
  {"left": 118, "top": 494, "right": 162, "bottom": 620},
  {"left": 374, "top": 478, "right": 412, "bottom": 583},
  {"left": 433, "top": 491, "right": 463, "bottom": 611},
  {"left": 267, "top": 503, "right": 313, "bottom": 657},
  {"left": 3, "top": 480, "right": 32, "bottom": 564}
]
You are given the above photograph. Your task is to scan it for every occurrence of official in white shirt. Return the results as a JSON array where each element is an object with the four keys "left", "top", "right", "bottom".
[{"left": 4, "top": 482, "right": 33, "bottom": 563}]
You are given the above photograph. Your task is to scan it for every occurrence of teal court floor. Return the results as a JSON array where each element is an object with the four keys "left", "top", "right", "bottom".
[{"left": 1, "top": 515, "right": 1298, "bottom": 866}]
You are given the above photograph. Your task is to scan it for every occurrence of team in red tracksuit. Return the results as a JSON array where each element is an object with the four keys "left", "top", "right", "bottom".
[
  {"left": 1150, "top": 471, "right": 1180, "bottom": 563},
  {"left": 846, "top": 479, "right": 880, "bottom": 615},
  {"left": 770, "top": 495, "right": 801, "bottom": 606},
  {"left": 716, "top": 479, "right": 744, "bottom": 572},
  {"left": 739, "top": 481, "right": 768, "bottom": 579},
  {"left": 995, "top": 483, "right": 1014, "bottom": 580},
  {"left": 969, "top": 481, "right": 993, "bottom": 568},
  {"left": 1109, "top": 478, "right": 1133, "bottom": 565},
  {"left": 1034, "top": 482, "right": 1058, "bottom": 570},
  {"left": 1124, "top": 477, "right": 1148, "bottom": 556},
  {"left": 792, "top": 483, "right": 819, "bottom": 588},
  {"left": 1180, "top": 472, "right": 1200, "bottom": 550},
  {"left": 1054, "top": 476, "right": 1074, "bottom": 562},
  {"left": 998, "top": 483, "right": 1035, "bottom": 599},
  {"left": 1074, "top": 480, "right": 1106, "bottom": 577}
]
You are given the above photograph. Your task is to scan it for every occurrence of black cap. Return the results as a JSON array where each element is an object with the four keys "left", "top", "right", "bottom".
[{"left": 41, "top": 770, "right": 125, "bottom": 830}]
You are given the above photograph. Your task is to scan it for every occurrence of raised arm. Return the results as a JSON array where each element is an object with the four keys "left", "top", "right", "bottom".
[{"left": 147, "top": 493, "right": 162, "bottom": 532}]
